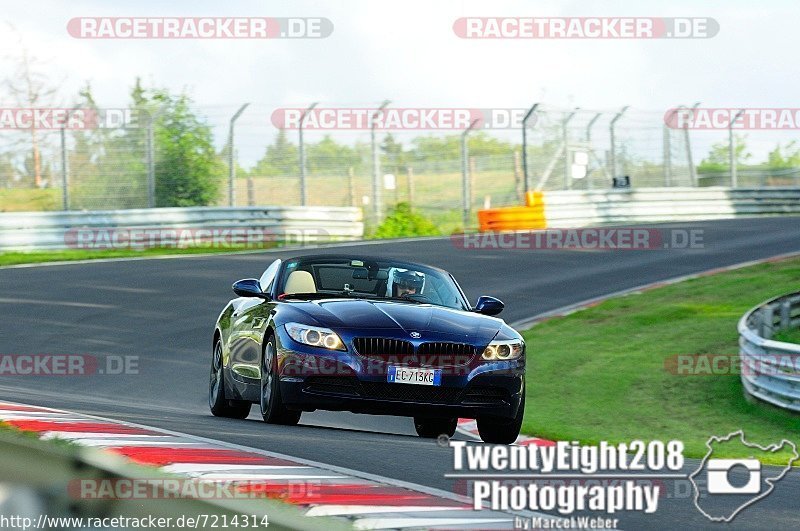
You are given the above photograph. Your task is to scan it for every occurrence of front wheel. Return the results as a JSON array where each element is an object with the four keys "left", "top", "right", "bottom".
[
  {"left": 477, "top": 395, "right": 524, "bottom": 444},
  {"left": 209, "top": 339, "right": 251, "bottom": 419},
  {"left": 260, "top": 335, "right": 301, "bottom": 426},
  {"left": 414, "top": 416, "right": 457, "bottom": 438}
]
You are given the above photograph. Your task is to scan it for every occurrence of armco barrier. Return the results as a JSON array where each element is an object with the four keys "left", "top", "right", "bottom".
[
  {"left": 738, "top": 291, "right": 800, "bottom": 412},
  {"left": 478, "top": 187, "right": 800, "bottom": 231},
  {"left": 0, "top": 206, "right": 364, "bottom": 250}
]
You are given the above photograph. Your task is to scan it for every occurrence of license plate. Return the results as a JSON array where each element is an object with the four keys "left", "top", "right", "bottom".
[{"left": 387, "top": 366, "right": 441, "bottom": 386}]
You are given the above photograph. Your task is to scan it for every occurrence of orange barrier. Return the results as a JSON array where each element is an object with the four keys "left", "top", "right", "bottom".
[{"left": 477, "top": 191, "right": 546, "bottom": 231}]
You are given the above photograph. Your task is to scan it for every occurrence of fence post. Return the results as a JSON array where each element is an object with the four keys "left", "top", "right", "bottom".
[
  {"left": 371, "top": 100, "right": 390, "bottom": 223},
  {"left": 663, "top": 121, "right": 672, "bottom": 187},
  {"left": 348, "top": 166, "right": 355, "bottom": 207},
  {"left": 406, "top": 166, "right": 414, "bottom": 211},
  {"left": 227, "top": 103, "right": 250, "bottom": 207},
  {"left": 513, "top": 150, "right": 522, "bottom": 200},
  {"left": 609, "top": 106, "right": 629, "bottom": 181},
  {"left": 729, "top": 109, "right": 744, "bottom": 188},
  {"left": 247, "top": 176, "right": 255, "bottom": 206},
  {"left": 585, "top": 112, "right": 602, "bottom": 190},
  {"left": 461, "top": 118, "right": 480, "bottom": 229},
  {"left": 298, "top": 102, "right": 318, "bottom": 206},
  {"left": 563, "top": 109, "right": 578, "bottom": 189},
  {"left": 521, "top": 103, "right": 539, "bottom": 195},
  {"left": 59, "top": 126, "right": 69, "bottom": 211},
  {"left": 147, "top": 116, "right": 155, "bottom": 208}
]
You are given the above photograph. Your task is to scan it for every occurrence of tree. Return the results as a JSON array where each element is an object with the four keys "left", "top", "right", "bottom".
[
  {"left": 767, "top": 141, "right": 800, "bottom": 169},
  {"left": 148, "top": 90, "right": 223, "bottom": 207},
  {"left": 698, "top": 134, "right": 751, "bottom": 173},
  {"left": 380, "top": 133, "right": 406, "bottom": 175},
  {"left": 251, "top": 129, "right": 299, "bottom": 177},
  {"left": 3, "top": 30, "right": 59, "bottom": 188},
  {"left": 307, "top": 135, "right": 360, "bottom": 175}
]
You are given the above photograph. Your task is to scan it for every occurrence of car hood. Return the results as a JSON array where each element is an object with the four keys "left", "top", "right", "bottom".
[{"left": 287, "top": 299, "right": 502, "bottom": 343}]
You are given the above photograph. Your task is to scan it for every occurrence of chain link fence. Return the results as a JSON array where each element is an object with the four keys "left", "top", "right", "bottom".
[{"left": 2, "top": 103, "right": 799, "bottom": 231}]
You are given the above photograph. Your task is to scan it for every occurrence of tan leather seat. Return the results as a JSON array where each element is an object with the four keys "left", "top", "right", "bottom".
[{"left": 284, "top": 270, "right": 317, "bottom": 294}]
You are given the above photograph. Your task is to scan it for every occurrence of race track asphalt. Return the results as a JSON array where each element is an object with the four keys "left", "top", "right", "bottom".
[{"left": 1, "top": 217, "right": 799, "bottom": 529}]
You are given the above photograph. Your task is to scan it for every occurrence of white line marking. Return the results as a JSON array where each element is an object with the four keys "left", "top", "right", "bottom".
[
  {"left": 195, "top": 473, "right": 345, "bottom": 481},
  {"left": 306, "top": 505, "right": 469, "bottom": 517},
  {"left": 40, "top": 432, "right": 162, "bottom": 440},
  {"left": 162, "top": 463, "right": 313, "bottom": 474},
  {"left": 353, "top": 517, "right": 512, "bottom": 530}
]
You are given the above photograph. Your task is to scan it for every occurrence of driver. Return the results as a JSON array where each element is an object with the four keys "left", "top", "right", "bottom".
[{"left": 387, "top": 268, "right": 425, "bottom": 298}]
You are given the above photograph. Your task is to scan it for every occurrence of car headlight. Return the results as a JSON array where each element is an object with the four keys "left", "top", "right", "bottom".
[
  {"left": 285, "top": 323, "right": 346, "bottom": 351},
  {"left": 481, "top": 339, "right": 524, "bottom": 361}
]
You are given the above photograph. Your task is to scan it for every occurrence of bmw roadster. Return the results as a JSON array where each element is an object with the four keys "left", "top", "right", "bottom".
[{"left": 209, "top": 255, "right": 526, "bottom": 444}]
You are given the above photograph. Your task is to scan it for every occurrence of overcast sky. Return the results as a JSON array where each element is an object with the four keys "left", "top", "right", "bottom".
[{"left": 1, "top": 0, "right": 798, "bottom": 164}]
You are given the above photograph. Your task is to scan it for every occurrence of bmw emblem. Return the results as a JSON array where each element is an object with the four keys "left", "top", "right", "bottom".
[{"left": 410, "top": 331, "right": 421, "bottom": 338}]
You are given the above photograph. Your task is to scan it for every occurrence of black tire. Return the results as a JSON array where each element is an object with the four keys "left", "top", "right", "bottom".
[
  {"left": 260, "top": 335, "right": 301, "bottom": 426},
  {"left": 477, "top": 395, "right": 525, "bottom": 444},
  {"left": 209, "top": 339, "right": 251, "bottom": 419},
  {"left": 414, "top": 416, "right": 457, "bottom": 438}
]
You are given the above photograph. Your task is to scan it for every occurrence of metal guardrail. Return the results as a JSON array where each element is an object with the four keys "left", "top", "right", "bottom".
[
  {"left": 0, "top": 429, "right": 349, "bottom": 531},
  {"left": 0, "top": 206, "right": 364, "bottom": 251},
  {"left": 738, "top": 291, "right": 800, "bottom": 412},
  {"left": 479, "top": 187, "right": 800, "bottom": 231}
]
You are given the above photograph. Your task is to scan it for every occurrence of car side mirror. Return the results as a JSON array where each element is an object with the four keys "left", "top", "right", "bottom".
[
  {"left": 474, "top": 296, "right": 504, "bottom": 316},
  {"left": 232, "top": 279, "right": 270, "bottom": 299}
]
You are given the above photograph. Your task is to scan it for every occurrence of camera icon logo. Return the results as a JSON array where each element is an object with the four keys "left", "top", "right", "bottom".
[
  {"left": 706, "top": 458, "right": 761, "bottom": 494},
  {"left": 690, "top": 430, "right": 799, "bottom": 522}
]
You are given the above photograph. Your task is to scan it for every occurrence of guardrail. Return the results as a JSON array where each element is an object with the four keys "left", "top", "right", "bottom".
[
  {"left": 738, "top": 291, "right": 800, "bottom": 412},
  {"left": 0, "top": 428, "right": 346, "bottom": 531},
  {"left": 478, "top": 187, "right": 800, "bottom": 231},
  {"left": 0, "top": 206, "right": 364, "bottom": 251}
]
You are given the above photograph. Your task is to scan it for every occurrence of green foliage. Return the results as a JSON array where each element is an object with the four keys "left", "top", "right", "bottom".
[
  {"left": 151, "top": 91, "right": 223, "bottom": 207},
  {"left": 698, "top": 134, "right": 752, "bottom": 173},
  {"left": 372, "top": 202, "right": 441, "bottom": 239},
  {"left": 250, "top": 129, "right": 299, "bottom": 177},
  {"left": 520, "top": 258, "right": 800, "bottom": 464},
  {"left": 767, "top": 141, "right": 800, "bottom": 169}
]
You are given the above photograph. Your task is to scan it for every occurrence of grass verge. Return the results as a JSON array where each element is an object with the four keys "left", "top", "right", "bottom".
[
  {"left": 0, "top": 245, "right": 279, "bottom": 267},
  {"left": 521, "top": 257, "right": 800, "bottom": 465}
]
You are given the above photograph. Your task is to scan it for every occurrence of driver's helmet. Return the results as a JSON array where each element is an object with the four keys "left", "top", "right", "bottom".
[{"left": 387, "top": 268, "right": 425, "bottom": 297}]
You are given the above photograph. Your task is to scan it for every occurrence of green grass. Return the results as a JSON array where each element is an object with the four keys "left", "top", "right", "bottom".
[
  {"left": 774, "top": 327, "right": 800, "bottom": 344},
  {"left": 0, "top": 244, "right": 281, "bottom": 267},
  {"left": 0, "top": 188, "right": 60, "bottom": 212},
  {"left": 521, "top": 258, "right": 800, "bottom": 465}
]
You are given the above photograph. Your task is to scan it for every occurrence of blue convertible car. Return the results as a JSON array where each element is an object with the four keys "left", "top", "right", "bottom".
[{"left": 209, "top": 255, "right": 525, "bottom": 443}]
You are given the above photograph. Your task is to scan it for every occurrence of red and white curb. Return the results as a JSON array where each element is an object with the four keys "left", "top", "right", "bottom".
[
  {"left": 456, "top": 419, "right": 555, "bottom": 447},
  {"left": 0, "top": 401, "right": 546, "bottom": 530}
]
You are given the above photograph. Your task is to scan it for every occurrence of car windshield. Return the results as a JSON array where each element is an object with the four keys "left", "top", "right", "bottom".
[{"left": 276, "top": 257, "right": 468, "bottom": 310}]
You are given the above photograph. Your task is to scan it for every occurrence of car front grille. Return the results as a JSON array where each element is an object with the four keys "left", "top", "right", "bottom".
[
  {"left": 359, "top": 381, "right": 462, "bottom": 404},
  {"left": 303, "top": 376, "right": 359, "bottom": 396},
  {"left": 417, "top": 342, "right": 476, "bottom": 366},
  {"left": 353, "top": 338, "right": 475, "bottom": 367},
  {"left": 303, "top": 377, "right": 509, "bottom": 407},
  {"left": 353, "top": 338, "right": 414, "bottom": 358},
  {"left": 461, "top": 386, "right": 510, "bottom": 406}
]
